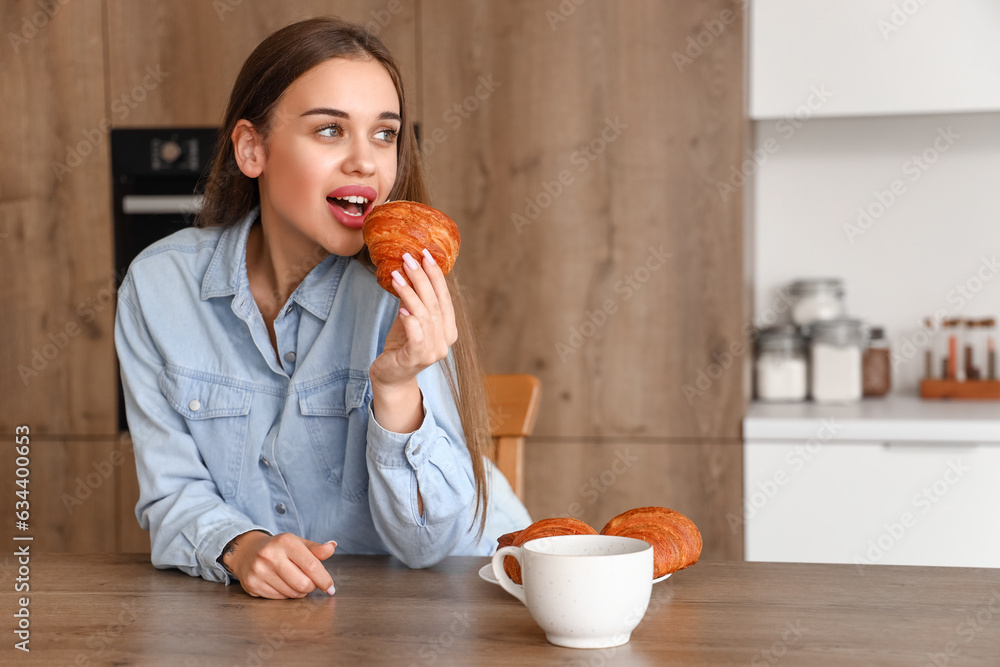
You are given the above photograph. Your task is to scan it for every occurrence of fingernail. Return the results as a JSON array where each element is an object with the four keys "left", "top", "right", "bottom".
[
  {"left": 400, "top": 307, "right": 411, "bottom": 317},
  {"left": 325, "top": 540, "right": 337, "bottom": 548},
  {"left": 326, "top": 584, "right": 336, "bottom": 596},
  {"left": 402, "top": 252, "right": 419, "bottom": 270},
  {"left": 422, "top": 248, "right": 437, "bottom": 265},
  {"left": 392, "top": 270, "right": 406, "bottom": 287}
]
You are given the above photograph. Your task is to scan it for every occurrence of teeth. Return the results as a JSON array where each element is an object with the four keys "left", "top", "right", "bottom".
[{"left": 333, "top": 195, "right": 369, "bottom": 204}]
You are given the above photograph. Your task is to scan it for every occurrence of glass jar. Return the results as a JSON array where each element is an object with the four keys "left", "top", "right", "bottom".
[
  {"left": 862, "top": 326, "right": 891, "bottom": 397},
  {"left": 755, "top": 326, "right": 808, "bottom": 402},
  {"left": 789, "top": 278, "right": 846, "bottom": 327},
  {"left": 809, "top": 318, "right": 863, "bottom": 402}
]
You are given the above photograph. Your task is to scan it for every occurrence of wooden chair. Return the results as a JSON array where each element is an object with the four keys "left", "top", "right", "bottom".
[{"left": 485, "top": 374, "right": 541, "bottom": 500}]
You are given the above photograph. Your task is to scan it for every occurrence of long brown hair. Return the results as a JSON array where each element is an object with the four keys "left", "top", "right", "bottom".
[{"left": 196, "top": 17, "right": 490, "bottom": 536}]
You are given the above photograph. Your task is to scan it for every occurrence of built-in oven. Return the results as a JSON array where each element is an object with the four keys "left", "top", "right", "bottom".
[{"left": 111, "top": 128, "right": 218, "bottom": 431}]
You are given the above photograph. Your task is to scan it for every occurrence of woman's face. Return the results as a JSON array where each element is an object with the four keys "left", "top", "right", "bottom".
[{"left": 256, "top": 57, "right": 400, "bottom": 257}]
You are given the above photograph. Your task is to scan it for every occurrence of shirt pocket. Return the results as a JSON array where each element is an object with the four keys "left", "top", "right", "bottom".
[
  {"left": 299, "top": 374, "right": 370, "bottom": 503},
  {"left": 160, "top": 368, "right": 252, "bottom": 500}
]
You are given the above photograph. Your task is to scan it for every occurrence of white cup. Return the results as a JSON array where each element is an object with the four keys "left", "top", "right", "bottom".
[{"left": 491, "top": 534, "right": 653, "bottom": 649}]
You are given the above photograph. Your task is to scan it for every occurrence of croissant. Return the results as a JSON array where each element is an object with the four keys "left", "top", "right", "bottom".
[
  {"left": 600, "top": 506, "right": 702, "bottom": 578},
  {"left": 362, "top": 200, "right": 461, "bottom": 297},
  {"left": 499, "top": 517, "right": 597, "bottom": 585}
]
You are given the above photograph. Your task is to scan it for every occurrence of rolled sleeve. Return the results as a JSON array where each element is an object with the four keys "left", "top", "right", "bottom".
[
  {"left": 366, "top": 392, "right": 435, "bottom": 470},
  {"left": 365, "top": 360, "right": 477, "bottom": 568}
]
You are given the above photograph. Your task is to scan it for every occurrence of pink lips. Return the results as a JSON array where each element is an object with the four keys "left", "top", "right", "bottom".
[{"left": 327, "top": 185, "right": 378, "bottom": 230}]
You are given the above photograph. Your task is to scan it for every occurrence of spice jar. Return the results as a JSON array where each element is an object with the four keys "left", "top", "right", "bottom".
[
  {"left": 809, "top": 318, "right": 863, "bottom": 402},
  {"left": 985, "top": 318, "right": 997, "bottom": 380},
  {"left": 965, "top": 319, "right": 984, "bottom": 380},
  {"left": 755, "top": 326, "right": 808, "bottom": 402},
  {"left": 923, "top": 317, "right": 937, "bottom": 380},
  {"left": 789, "top": 278, "right": 846, "bottom": 327},
  {"left": 862, "top": 326, "right": 891, "bottom": 397},
  {"left": 941, "top": 319, "right": 963, "bottom": 380}
]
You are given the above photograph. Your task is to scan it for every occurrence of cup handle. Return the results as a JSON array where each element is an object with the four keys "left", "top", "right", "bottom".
[{"left": 491, "top": 546, "right": 526, "bottom": 604}]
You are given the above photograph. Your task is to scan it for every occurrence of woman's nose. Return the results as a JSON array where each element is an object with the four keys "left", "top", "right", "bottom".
[{"left": 342, "top": 135, "right": 376, "bottom": 176}]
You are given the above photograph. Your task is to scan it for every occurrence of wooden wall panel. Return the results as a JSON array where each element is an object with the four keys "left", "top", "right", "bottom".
[
  {"left": 524, "top": 440, "right": 742, "bottom": 562},
  {"left": 115, "top": 433, "right": 150, "bottom": 552},
  {"left": 0, "top": 0, "right": 117, "bottom": 437},
  {"left": 421, "top": 0, "right": 745, "bottom": 558},
  {"left": 105, "top": 0, "right": 418, "bottom": 127},
  {"left": 0, "top": 438, "right": 117, "bottom": 553},
  {"left": 2, "top": 0, "right": 746, "bottom": 557}
]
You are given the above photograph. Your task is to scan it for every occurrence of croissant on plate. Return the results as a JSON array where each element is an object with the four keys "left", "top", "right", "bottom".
[
  {"left": 362, "top": 200, "right": 461, "bottom": 297},
  {"left": 499, "top": 517, "right": 597, "bottom": 585},
  {"left": 600, "top": 506, "right": 703, "bottom": 578}
]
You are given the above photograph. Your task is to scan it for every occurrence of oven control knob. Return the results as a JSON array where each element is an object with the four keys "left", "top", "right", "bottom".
[{"left": 160, "top": 140, "right": 182, "bottom": 164}]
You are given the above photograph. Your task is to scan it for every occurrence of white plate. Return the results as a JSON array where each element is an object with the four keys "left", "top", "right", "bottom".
[{"left": 478, "top": 563, "right": 671, "bottom": 585}]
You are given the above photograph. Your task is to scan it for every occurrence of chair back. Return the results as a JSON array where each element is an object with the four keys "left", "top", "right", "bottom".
[{"left": 485, "top": 374, "right": 541, "bottom": 500}]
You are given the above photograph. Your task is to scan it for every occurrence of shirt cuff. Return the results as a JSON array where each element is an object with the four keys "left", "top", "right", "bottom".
[
  {"left": 200, "top": 523, "right": 273, "bottom": 585},
  {"left": 366, "top": 393, "right": 436, "bottom": 471}
]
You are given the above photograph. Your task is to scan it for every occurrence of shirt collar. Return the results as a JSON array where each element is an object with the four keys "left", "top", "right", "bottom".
[{"left": 200, "top": 208, "right": 348, "bottom": 321}]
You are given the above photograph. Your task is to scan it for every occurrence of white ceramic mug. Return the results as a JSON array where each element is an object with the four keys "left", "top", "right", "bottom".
[{"left": 491, "top": 534, "right": 654, "bottom": 649}]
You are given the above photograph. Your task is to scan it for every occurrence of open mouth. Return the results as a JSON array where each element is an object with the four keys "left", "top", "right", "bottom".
[{"left": 327, "top": 194, "right": 371, "bottom": 218}]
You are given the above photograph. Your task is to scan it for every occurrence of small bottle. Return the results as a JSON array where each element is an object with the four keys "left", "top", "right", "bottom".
[
  {"left": 862, "top": 326, "right": 891, "bottom": 397},
  {"left": 966, "top": 319, "right": 984, "bottom": 381},
  {"left": 942, "top": 319, "right": 964, "bottom": 381},
  {"left": 986, "top": 318, "right": 997, "bottom": 380},
  {"left": 923, "top": 317, "right": 936, "bottom": 380}
]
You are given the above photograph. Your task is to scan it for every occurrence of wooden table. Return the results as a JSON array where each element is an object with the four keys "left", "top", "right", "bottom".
[{"left": 7, "top": 553, "right": 1000, "bottom": 665}]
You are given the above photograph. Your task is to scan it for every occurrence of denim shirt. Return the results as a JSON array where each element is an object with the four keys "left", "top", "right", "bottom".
[{"left": 114, "top": 210, "right": 531, "bottom": 584}]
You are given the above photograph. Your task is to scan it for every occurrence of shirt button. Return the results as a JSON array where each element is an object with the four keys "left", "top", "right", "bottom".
[
  {"left": 188, "top": 399, "right": 201, "bottom": 412},
  {"left": 284, "top": 351, "right": 296, "bottom": 363},
  {"left": 275, "top": 503, "right": 286, "bottom": 515},
  {"left": 260, "top": 456, "right": 270, "bottom": 468}
]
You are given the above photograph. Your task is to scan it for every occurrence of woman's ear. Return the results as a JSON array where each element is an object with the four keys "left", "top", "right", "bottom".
[{"left": 231, "top": 120, "right": 265, "bottom": 178}]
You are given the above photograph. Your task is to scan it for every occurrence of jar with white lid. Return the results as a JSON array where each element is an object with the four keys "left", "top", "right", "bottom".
[
  {"left": 789, "top": 278, "right": 846, "bottom": 327},
  {"left": 755, "top": 326, "right": 808, "bottom": 402},
  {"left": 810, "top": 318, "right": 863, "bottom": 402}
]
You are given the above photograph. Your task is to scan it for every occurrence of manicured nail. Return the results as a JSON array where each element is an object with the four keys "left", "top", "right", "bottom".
[
  {"left": 402, "top": 252, "right": 419, "bottom": 270},
  {"left": 326, "top": 583, "right": 336, "bottom": 596},
  {"left": 392, "top": 270, "right": 406, "bottom": 287},
  {"left": 399, "top": 307, "right": 411, "bottom": 317},
  {"left": 422, "top": 248, "right": 437, "bottom": 265}
]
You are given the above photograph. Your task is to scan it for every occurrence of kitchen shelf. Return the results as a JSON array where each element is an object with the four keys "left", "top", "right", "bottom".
[{"left": 744, "top": 395, "right": 1000, "bottom": 443}]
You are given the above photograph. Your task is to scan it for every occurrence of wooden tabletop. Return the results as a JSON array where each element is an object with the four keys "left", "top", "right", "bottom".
[{"left": 7, "top": 553, "right": 1000, "bottom": 665}]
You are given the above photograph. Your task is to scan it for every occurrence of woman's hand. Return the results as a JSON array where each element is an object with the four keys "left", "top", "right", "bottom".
[
  {"left": 224, "top": 531, "right": 337, "bottom": 599},
  {"left": 369, "top": 249, "right": 458, "bottom": 431}
]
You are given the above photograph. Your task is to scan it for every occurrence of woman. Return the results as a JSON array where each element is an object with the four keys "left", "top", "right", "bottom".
[{"left": 115, "top": 17, "right": 530, "bottom": 600}]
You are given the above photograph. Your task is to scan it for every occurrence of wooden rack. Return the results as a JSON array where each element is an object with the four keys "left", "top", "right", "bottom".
[{"left": 920, "top": 379, "right": 1000, "bottom": 400}]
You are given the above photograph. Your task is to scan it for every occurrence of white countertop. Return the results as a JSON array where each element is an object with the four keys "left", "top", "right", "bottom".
[{"left": 744, "top": 395, "right": 1000, "bottom": 443}]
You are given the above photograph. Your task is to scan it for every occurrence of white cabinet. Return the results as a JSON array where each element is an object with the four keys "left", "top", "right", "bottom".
[
  {"left": 750, "top": 0, "right": 1000, "bottom": 118},
  {"left": 743, "top": 398, "right": 1000, "bottom": 568}
]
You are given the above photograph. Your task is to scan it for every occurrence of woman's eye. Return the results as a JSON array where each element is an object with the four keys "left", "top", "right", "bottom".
[
  {"left": 375, "top": 128, "right": 399, "bottom": 143},
  {"left": 318, "top": 124, "right": 342, "bottom": 138}
]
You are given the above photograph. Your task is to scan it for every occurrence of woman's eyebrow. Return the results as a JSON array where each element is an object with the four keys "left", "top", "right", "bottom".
[{"left": 300, "top": 108, "right": 401, "bottom": 122}]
